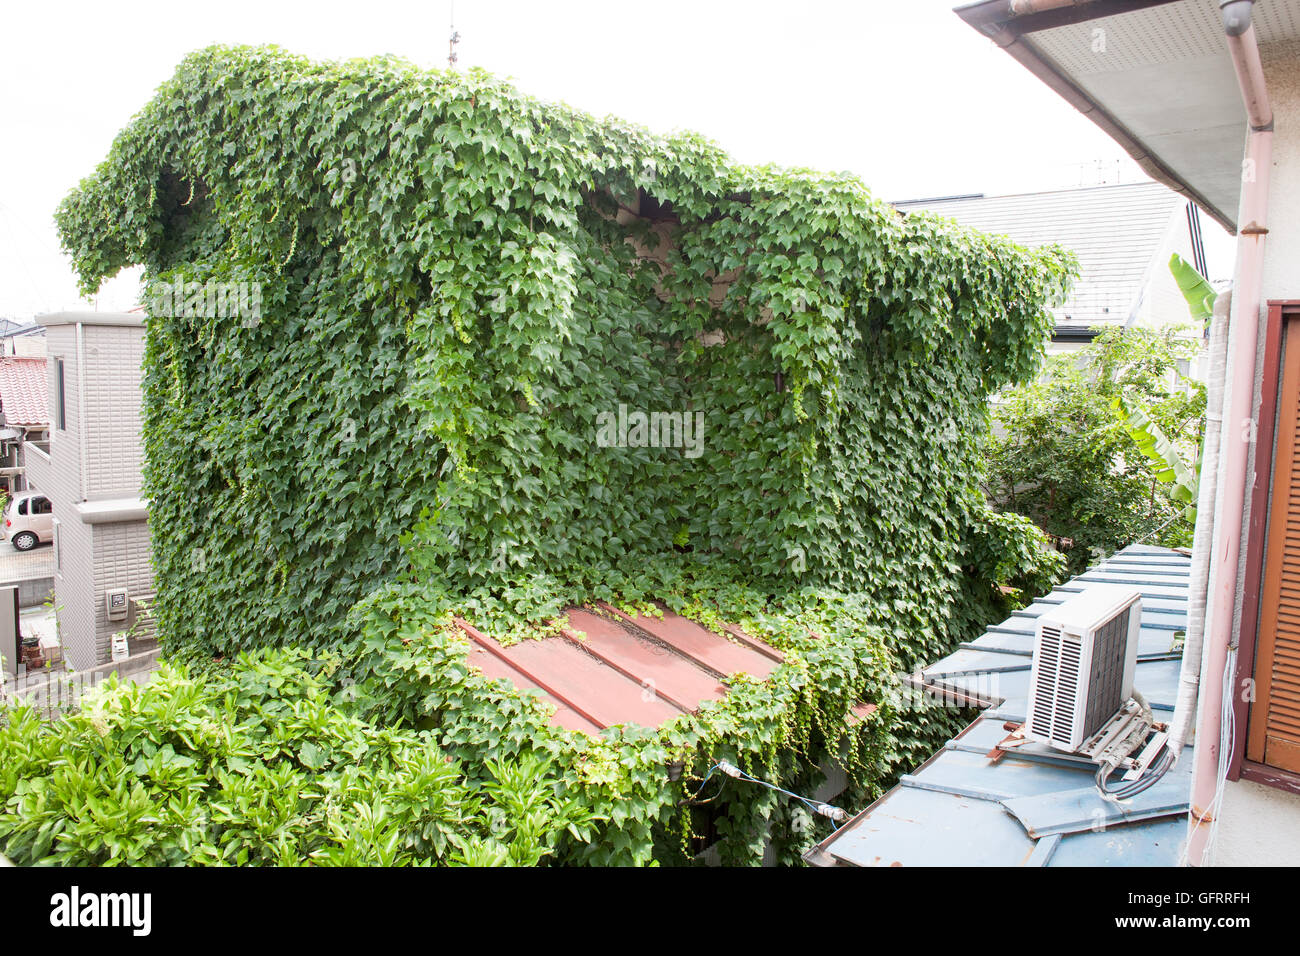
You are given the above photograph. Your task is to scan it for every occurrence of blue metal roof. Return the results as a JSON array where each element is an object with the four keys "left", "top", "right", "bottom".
[{"left": 806, "top": 544, "right": 1192, "bottom": 867}]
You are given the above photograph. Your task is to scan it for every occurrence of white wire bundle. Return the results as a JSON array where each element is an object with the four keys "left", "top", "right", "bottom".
[
  {"left": 1206, "top": 646, "right": 1238, "bottom": 864},
  {"left": 1179, "top": 647, "right": 1237, "bottom": 867}
]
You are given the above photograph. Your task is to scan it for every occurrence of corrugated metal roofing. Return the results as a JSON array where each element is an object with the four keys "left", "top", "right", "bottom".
[
  {"left": 456, "top": 601, "right": 783, "bottom": 735},
  {"left": 0, "top": 357, "right": 48, "bottom": 427},
  {"left": 806, "top": 544, "right": 1192, "bottom": 867},
  {"left": 894, "top": 182, "right": 1184, "bottom": 329}
]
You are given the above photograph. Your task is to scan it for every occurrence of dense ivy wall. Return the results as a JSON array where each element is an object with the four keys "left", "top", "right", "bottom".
[
  {"left": 50, "top": 46, "right": 1079, "bottom": 865},
  {"left": 56, "top": 47, "right": 1071, "bottom": 669}
]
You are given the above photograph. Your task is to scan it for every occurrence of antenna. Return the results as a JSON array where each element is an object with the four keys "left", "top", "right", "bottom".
[{"left": 448, "top": 0, "right": 461, "bottom": 69}]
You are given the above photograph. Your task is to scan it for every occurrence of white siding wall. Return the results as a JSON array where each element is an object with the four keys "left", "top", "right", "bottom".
[
  {"left": 90, "top": 521, "right": 153, "bottom": 662},
  {"left": 39, "top": 327, "right": 96, "bottom": 668},
  {"left": 1132, "top": 204, "right": 1201, "bottom": 332},
  {"left": 83, "top": 326, "right": 145, "bottom": 499},
  {"left": 28, "top": 320, "right": 151, "bottom": 669}
]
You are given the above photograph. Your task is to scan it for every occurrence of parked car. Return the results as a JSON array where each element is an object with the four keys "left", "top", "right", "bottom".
[{"left": 4, "top": 491, "right": 53, "bottom": 551}]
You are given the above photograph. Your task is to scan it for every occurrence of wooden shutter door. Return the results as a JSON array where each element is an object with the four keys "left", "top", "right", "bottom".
[{"left": 1251, "top": 315, "right": 1300, "bottom": 772}]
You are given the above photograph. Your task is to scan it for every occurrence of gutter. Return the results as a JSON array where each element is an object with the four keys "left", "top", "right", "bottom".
[
  {"left": 1051, "top": 325, "right": 1102, "bottom": 343},
  {"left": 1186, "top": 0, "right": 1274, "bottom": 867}
]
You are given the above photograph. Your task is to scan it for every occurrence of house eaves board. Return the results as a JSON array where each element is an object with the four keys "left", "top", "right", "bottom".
[
  {"left": 895, "top": 181, "right": 1185, "bottom": 328},
  {"left": 805, "top": 544, "right": 1192, "bottom": 867},
  {"left": 955, "top": 0, "right": 1300, "bottom": 233}
]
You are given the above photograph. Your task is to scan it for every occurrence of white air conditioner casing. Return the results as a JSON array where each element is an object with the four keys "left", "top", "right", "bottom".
[{"left": 1025, "top": 584, "right": 1142, "bottom": 753}]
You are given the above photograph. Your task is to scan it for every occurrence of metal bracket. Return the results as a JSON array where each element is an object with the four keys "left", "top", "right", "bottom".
[{"left": 986, "top": 722, "right": 1029, "bottom": 763}]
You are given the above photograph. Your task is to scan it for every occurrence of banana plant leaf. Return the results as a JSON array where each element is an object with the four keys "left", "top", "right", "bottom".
[
  {"left": 1113, "top": 395, "right": 1198, "bottom": 519},
  {"left": 1170, "top": 252, "right": 1217, "bottom": 331}
]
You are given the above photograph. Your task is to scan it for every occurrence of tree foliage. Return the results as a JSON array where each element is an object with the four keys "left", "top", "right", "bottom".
[{"left": 984, "top": 326, "right": 1205, "bottom": 573}]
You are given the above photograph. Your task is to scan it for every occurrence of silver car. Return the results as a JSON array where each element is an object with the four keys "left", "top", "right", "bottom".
[{"left": 4, "top": 491, "right": 54, "bottom": 551}]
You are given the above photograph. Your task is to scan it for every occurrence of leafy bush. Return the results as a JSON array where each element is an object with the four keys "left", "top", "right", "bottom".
[
  {"left": 984, "top": 326, "right": 1205, "bottom": 573},
  {"left": 0, "top": 650, "right": 592, "bottom": 866},
  {"left": 345, "top": 570, "right": 952, "bottom": 866},
  {"left": 953, "top": 507, "right": 1067, "bottom": 639}
]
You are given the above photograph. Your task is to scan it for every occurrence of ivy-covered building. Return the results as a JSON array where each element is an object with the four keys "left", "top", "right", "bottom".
[{"left": 52, "top": 46, "right": 1076, "bottom": 863}]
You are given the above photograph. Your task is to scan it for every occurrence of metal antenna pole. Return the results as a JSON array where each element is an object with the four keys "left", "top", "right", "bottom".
[{"left": 449, "top": 1, "right": 461, "bottom": 69}]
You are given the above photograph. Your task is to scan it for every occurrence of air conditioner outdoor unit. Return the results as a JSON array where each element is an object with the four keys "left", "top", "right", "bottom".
[{"left": 1025, "top": 583, "right": 1142, "bottom": 753}]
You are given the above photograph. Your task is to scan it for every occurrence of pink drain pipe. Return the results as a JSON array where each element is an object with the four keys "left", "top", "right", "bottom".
[{"left": 1188, "top": 3, "right": 1273, "bottom": 865}]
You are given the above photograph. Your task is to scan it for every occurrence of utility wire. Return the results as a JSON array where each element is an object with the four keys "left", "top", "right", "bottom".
[{"left": 684, "top": 760, "right": 851, "bottom": 826}]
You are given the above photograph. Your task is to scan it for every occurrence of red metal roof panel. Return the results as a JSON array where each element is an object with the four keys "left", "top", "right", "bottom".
[
  {"left": 564, "top": 609, "right": 729, "bottom": 712},
  {"left": 452, "top": 604, "right": 786, "bottom": 734},
  {"left": 597, "top": 602, "right": 783, "bottom": 680},
  {"left": 466, "top": 644, "right": 604, "bottom": 735},
  {"left": 457, "top": 618, "right": 684, "bottom": 729}
]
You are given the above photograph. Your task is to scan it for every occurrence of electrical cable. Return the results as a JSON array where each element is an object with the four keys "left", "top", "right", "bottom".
[
  {"left": 1095, "top": 746, "right": 1174, "bottom": 801},
  {"left": 682, "top": 759, "right": 851, "bottom": 827},
  {"left": 1177, "top": 645, "right": 1237, "bottom": 867},
  {"left": 1205, "top": 645, "right": 1236, "bottom": 864},
  {"left": 682, "top": 763, "right": 728, "bottom": 805},
  {"left": 1090, "top": 690, "right": 1176, "bottom": 802}
]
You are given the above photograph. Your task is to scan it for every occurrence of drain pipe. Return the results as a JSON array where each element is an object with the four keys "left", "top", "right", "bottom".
[
  {"left": 1166, "top": 289, "right": 1231, "bottom": 767},
  {"left": 1187, "top": 0, "right": 1273, "bottom": 866}
]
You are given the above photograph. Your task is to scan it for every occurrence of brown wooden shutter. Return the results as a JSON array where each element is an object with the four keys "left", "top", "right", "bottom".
[{"left": 1251, "top": 315, "right": 1300, "bottom": 772}]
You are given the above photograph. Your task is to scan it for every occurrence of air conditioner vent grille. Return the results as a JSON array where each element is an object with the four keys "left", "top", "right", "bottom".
[{"left": 1082, "top": 609, "right": 1130, "bottom": 739}]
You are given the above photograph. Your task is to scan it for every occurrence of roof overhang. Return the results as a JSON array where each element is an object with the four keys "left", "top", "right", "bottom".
[
  {"left": 36, "top": 311, "right": 145, "bottom": 329},
  {"left": 1052, "top": 324, "right": 1104, "bottom": 341},
  {"left": 954, "top": 0, "right": 1300, "bottom": 234}
]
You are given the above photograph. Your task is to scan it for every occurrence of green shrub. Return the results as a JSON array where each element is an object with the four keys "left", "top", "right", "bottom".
[{"left": 0, "top": 649, "right": 592, "bottom": 866}]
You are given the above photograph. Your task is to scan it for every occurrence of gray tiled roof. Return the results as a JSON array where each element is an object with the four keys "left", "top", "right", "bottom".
[{"left": 894, "top": 182, "right": 1186, "bottom": 329}]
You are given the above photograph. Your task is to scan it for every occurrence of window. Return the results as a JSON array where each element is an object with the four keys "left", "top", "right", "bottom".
[
  {"left": 31, "top": 497, "right": 51, "bottom": 515},
  {"left": 17, "top": 498, "right": 26, "bottom": 516},
  {"left": 56, "top": 359, "right": 66, "bottom": 431}
]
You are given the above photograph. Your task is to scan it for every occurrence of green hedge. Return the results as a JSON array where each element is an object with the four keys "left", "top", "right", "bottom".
[{"left": 0, "top": 650, "right": 592, "bottom": 865}]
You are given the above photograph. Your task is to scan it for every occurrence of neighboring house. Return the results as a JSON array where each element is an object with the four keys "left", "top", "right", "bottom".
[
  {"left": 818, "top": 0, "right": 1300, "bottom": 868},
  {"left": 894, "top": 182, "right": 1211, "bottom": 352},
  {"left": 23, "top": 312, "right": 153, "bottom": 670},
  {"left": 0, "top": 357, "right": 50, "bottom": 493},
  {"left": 0, "top": 319, "right": 46, "bottom": 358}
]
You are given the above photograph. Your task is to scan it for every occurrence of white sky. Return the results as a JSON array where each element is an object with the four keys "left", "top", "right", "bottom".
[{"left": 0, "top": 0, "right": 1236, "bottom": 320}]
